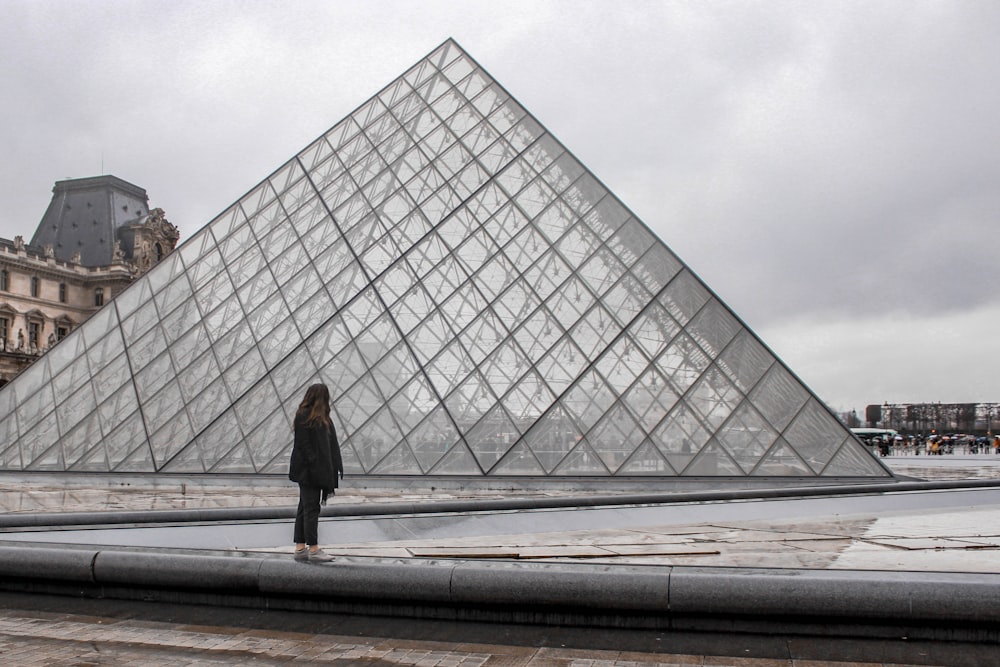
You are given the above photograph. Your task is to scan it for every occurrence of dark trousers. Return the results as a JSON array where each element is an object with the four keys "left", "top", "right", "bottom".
[{"left": 294, "top": 484, "right": 322, "bottom": 545}]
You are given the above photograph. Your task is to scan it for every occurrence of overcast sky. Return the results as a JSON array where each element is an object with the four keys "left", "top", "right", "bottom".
[{"left": 2, "top": 0, "right": 997, "bottom": 414}]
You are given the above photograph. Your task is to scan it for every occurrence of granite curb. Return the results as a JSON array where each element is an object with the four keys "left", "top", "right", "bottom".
[{"left": 0, "top": 544, "right": 998, "bottom": 639}]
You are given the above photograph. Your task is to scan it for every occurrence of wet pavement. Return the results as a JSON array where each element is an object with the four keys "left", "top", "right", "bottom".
[{"left": 0, "top": 456, "right": 998, "bottom": 666}]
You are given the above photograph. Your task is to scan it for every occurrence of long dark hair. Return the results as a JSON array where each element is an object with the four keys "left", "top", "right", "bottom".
[{"left": 296, "top": 383, "right": 332, "bottom": 427}]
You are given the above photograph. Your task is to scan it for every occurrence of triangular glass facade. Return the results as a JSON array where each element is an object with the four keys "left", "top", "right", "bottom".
[{"left": 0, "top": 40, "right": 890, "bottom": 479}]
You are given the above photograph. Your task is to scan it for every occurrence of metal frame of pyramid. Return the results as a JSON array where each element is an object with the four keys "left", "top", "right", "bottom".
[{"left": 0, "top": 39, "right": 892, "bottom": 480}]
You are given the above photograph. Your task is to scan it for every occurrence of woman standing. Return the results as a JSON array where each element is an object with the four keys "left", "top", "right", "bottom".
[{"left": 288, "top": 383, "right": 343, "bottom": 562}]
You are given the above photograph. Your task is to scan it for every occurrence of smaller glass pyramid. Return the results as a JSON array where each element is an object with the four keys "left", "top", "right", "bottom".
[{"left": 0, "top": 39, "right": 891, "bottom": 480}]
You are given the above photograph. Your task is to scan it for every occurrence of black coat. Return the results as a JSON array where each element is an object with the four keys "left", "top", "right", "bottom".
[{"left": 288, "top": 415, "right": 343, "bottom": 491}]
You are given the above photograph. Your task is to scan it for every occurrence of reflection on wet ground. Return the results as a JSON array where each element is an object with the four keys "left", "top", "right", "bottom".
[{"left": 1, "top": 456, "right": 999, "bottom": 573}]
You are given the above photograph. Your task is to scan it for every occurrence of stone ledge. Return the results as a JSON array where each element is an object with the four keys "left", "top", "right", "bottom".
[{"left": 1, "top": 544, "right": 998, "bottom": 633}]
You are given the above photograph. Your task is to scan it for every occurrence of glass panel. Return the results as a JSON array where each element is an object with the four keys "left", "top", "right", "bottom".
[
  {"left": 445, "top": 371, "right": 497, "bottom": 427},
  {"left": 270, "top": 344, "right": 318, "bottom": 402},
  {"left": 555, "top": 221, "right": 599, "bottom": 268},
  {"left": 143, "top": 379, "right": 184, "bottom": 435},
  {"left": 522, "top": 250, "right": 570, "bottom": 303},
  {"left": 688, "top": 301, "right": 741, "bottom": 360},
  {"left": 586, "top": 404, "right": 644, "bottom": 473},
  {"left": 502, "top": 371, "right": 554, "bottom": 422},
  {"left": 426, "top": 338, "right": 474, "bottom": 397},
  {"left": 210, "top": 441, "right": 258, "bottom": 474},
  {"left": 427, "top": 440, "right": 481, "bottom": 475},
  {"left": 307, "top": 316, "right": 354, "bottom": 369},
  {"left": 135, "top": 352, "right": 173, "bottom": 403},
  {"left": 452, "top": 308, "right": 501, "bottom": 367},
  {"left": 370, "top": 342, "right": 419, "bottom": 399},
  {"left": 160, "top": 298, "right": 200, "bottom": 346},
  {"left": 55, "top": 382, "right": 97, "bottom": 436},
  {"left": 176, "top": 347, "right": 221, "bottom": 402},
  {"left": 686, "top": 366, "right": 743, "bottom": 431},
  {"left": 91, "top": 352, "right": 130, "bottom": 406},
  {"left": 114, "top": 274, "right": 152, "bottom": 321},
  {"left": 608, "top": 221, "right": 655, "bottom": 267},
  {"left": 750, "top": 364, "right": 809, "bottom": 432},
  {"left": 512, "top": 306, "right": 562, "bottom": 365},
  {"left": 319, "top": 342, "right": 368, "bottom": 401},
  {"left": 440, "top": 282, "right": 487, "bottom": 334},
  {"left": 783, "top": 399, "right": 848, "bottom": 474},
  {"left": 120, "top": 299, "right": 159, "bottom": 345},
  {"left": 622, "top": 367, "right": 678, "bottom": 431},
  {"left": 717, "top": 330, "right": 774, "bottom": 394},
  {"left": 223, "top": 347, "right": 266, "bottom": 399},
  {"left": 492, "top": 442, "right": 545, "bottom": 475},
  {"left": 535, "top": 338, "right": 586, "bottom": 395},
  {"left": 97, "top": 383, "right": 139, "bottom": 435},
  {"left": 652, "top": 402, "right": 711, "bottom": 474},
  {"left": 465, "top": 405, "right": 518, "bottom": 471},
  {"left": 380, "top": 376, "right": 427, "bottom": 436},
  {"left": 493, "top": 278, "right": 540, "bottom": 325},
  {"left": 234, "top": 378, "right": 279, "bottom": 434},
  {"left": 21, "top": 414, "right": 62, "bottom": 470},
  {"left": 54, "top": 355, "right": 93, "bottom": 400},
  {"left": 334, "top": 373, "right": 385, "bottom": 435},
  {"left": 659, "top": 270, "right": 709, "bottom": 325},
  {"left": 657, "top": 333, "right": 711, "bottom": 394},
  {"left": 715, "top": 402, "right": 780, "bottom": 474},
  {"left": 751, "top": 439, "right": 814, "bottom": 476},
  {"left": 209, "top": 304, "right": 254, "bottom": 364},
  {"left": 237, "top": 267, "right": 279, "bottom": 314},
  {"left": 244, "top": 409, "right": 293, "bottom": 472},
  {"left": 522, "top": 408, "right": 578, "bottom": 474},
  {"left": 632, "top": 243, "right": 682, "bottom": 294},
  {"left": 292, "top": 286, "right": 337, "bottom": 339},
  {"left": 154, "top": 274, "right": 194, "bottom": 319},
  {"left": 619, "top": 441, "right": 675, "bottom": 475},
  {"left": 67, "top": 416, "right": 110, "bottom": 471},
  {"left": 683, "top": 440, "right": 744, "bottom": 476},
  {"left": 821, "top": 441, "right": 889, "bottom": 477},
  {"left": 564, "top": 173, "right": 606, "bottom": 218},
  {"left": 106, "top": 414, "right": 152, "bottom": 471},
  {"left": 569, "top": 305, "right": 620, "bottom": 363},
  {"left": 390, "top": 283, "right": 435, "bottom": 334},
  {"left": 577, "top": 247, "right": 627, "bottom": 298},
  {"left": 257, "top": 315, "right": 301, "bottom": 369},
  {"left": 186, "top": 377, "right": 230, "bottom": 434},
  {"left": 561, "top": 370, "right": 616, "bottom": 434},
  {"left": 16, "top": 383, "right": 55, "bottom": 433},
  {"left": 552, "top": 442, "right": 612, "bottom": 476},
  {"left": 128, "top": 326, "right": 169, "bottom": 379},
  {"left": 503, "top": 224, "right": 547, "bottom": 275},
  {"left": 149, "top": 410, "right": 195, "bottom": 470}
]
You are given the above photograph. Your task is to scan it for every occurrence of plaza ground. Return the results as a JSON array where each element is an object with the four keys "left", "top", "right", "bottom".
[{"left": 0, "top": 455, "right": 998, "bottom": 666}]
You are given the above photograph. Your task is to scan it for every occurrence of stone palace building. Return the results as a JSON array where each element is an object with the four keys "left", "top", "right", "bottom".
[{"left": 0, "top": 175, "right": 178, "bottom": 386}]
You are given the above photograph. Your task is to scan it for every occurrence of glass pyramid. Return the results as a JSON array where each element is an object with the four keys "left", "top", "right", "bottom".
[{"left": 0, "top": 40, "right": 890, "bottom": 479}]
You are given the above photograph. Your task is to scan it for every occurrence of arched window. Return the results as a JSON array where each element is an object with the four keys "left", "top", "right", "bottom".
[
  {"left": 94, "top": 287, "right": 104, "bottom": 306},
  {"left": 59, "top": 283, "right": 67, "bottom": 303},
  {"left": 30, "top": 276, "right": 40, "bottom": 298},
  {"left": 155, "top": 243, "right": 163, "bottom": 262}
]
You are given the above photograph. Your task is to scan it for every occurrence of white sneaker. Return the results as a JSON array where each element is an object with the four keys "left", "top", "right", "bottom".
[{"left": 309, "top": 549, "right": 335, "bottom": 563}]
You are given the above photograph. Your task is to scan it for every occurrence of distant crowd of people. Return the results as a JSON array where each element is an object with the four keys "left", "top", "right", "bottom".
[{"left": 865, "top": 433, "right": 1000, "bottom": 457}]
